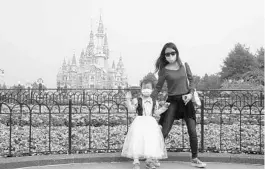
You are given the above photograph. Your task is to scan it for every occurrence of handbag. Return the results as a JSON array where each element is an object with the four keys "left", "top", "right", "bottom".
[{"left": 183, "top": 62, "right": 201, "bottom": 106}]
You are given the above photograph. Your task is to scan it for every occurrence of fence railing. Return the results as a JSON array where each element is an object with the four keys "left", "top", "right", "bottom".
[{"left": 0, "top": 88, "right": 264, "bottom": 157}]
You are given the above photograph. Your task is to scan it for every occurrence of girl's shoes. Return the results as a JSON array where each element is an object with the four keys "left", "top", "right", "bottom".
[
  {"left": 152, "top": 159, "right": 160, "bottom": 167},
  {"left": 145, "top": 161, "right": 156, "bottom": 169},
  {"left": 133, "top": 163, "right": 140, "bottom": 169}
]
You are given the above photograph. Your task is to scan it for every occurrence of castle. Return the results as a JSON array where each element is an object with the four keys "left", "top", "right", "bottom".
[{"left": 56, "top": 15, "right": 128, "bottom": 89}]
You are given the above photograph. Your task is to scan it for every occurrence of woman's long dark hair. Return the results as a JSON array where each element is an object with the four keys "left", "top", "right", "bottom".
[{"left": 154, "top": 42, "right": 182, "bottom": 74}]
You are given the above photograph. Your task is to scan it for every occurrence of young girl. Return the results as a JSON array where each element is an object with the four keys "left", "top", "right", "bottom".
[{"left": 121, "top": 79, "right": 169, "bottom": 169}]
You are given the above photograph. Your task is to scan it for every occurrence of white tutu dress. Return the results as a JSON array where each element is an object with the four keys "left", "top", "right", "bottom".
[{"left": 121, "top": 97, "right": 167, "bottom": 159}]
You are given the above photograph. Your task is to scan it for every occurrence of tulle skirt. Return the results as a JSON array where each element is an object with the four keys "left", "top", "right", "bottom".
[{"left": 121, "top": 116, "right": 167, "bottom": 159}]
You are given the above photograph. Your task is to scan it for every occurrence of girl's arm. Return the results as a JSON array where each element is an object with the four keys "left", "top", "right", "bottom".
[{"left": 125, "top": 92, "right": 137, "bottom": 112}]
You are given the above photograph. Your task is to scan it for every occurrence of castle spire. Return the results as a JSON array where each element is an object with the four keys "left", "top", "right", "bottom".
[
  {"left": 97, "top": 10, "right": 104, "bottom": 34},
  {"left": 117, "top": 55, "right": 124, "bottom": 69},
  {"left": 89, "top": 19, "right": 94, "bottom": 46},
  {"left": 104, "top": 33, "right": 108, "bottom": 45},
  {"left": 79, "top": 49, "right": 85, "bottom": 66},
  {"left": 112, "top": 61, "right": 115, "bottom": 69},
  {"left": 72, "top": 52, "right": 76, "bottom": 65},
  {"left": 62, "top": 58, "right": 67, "bottom": 70},
  {"left": 63, "top": 58, "right": 66, "bottom": 66}
]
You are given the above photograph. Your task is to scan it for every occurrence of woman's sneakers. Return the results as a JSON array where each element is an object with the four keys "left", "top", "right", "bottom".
[{"left": 191, "top": 158, "right": 206, "bottom": 168}]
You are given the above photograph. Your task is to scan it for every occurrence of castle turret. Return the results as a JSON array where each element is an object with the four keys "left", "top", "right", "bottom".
[
  {"left": 103, "top": 33, "right": 109, "bottom": 58},
  {"left": 71, "top": 52, "right": 77, "bottom": 72},
  {"left": 72, "top": 53, "right": 77, "bottom": 66},
  {"left": 117, "top": 56, "right": 124, "bottom": 71},
  {"left": 62, "top": 58, "right": 67, "bottom": 71},
  {"left": 87, "top": 29, "right": 94, "bottom": 56},
  {"left": 112, "top": 61, "right": 115, "bottom": 69},
  {"left": 79, "top": 49, "right": 85, "bottom": 67},
  {"left": 95, "top": 13, "right": 105, "bottom": 54}
]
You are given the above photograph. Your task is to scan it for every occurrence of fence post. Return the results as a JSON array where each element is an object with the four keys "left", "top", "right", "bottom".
[
  {"left": 83, "top": 90, "right": 85, "bottom": 105},
  {"left": 260, "top": 91, "right": 263, "bottom": 107},
  {"left": 68, "top": 98, "right": 72, "bottom": 154},
  {"left": 200, "top": 99, "right": 205, "bottom": 152}
]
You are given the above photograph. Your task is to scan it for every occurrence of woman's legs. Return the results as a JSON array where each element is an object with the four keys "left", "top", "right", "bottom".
[
  {"left": 160, "top": 103, "right": 177, "bottom": 138},
  {"left": 184, "top": 118, "right": 198, "bottom": 159}
]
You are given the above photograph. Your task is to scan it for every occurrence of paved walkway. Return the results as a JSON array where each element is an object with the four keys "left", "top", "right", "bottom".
[
  {"left": 1, "top": 152, "right": 264, "bottom": 169},
  {"left": 23, "top": 161, "right": 264, "bottom": 169}
]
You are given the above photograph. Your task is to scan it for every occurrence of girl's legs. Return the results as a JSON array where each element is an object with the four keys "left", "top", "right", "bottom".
[
  {"left": 184, "top": 118, "right": 198, "bottom": 159},
  {"left": 133, "top": 158, "right": 140, "bottom": 164},
  {"left": 133, "top": 157, "right": 140, "bottom": 169}
]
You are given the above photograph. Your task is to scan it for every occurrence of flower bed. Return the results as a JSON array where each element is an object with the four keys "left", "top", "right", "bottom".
[{"left": 0, "top": 118, "right": 263, "bottom": 157}]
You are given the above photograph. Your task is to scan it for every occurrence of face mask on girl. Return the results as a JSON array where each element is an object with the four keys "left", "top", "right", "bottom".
[{"left": 141, "top": 88, "right": 152, "bottom": 96}]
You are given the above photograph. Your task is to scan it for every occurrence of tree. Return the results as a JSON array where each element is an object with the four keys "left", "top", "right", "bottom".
[
  {"left": 1, "top": 83, "right": 7, "bottom": 89},
  {"left": 255, "top": 47, "right": 264, "bottom": 69},
  {"left": 140, "top": 72, "right": 158, "bottom": 85},
  {"left": 195, "top": 73, "right": 222, "bottom": 90},
  {"left": 220, "top": 43, "right": 256, "bottom": 81},
  {"left": 220, "top": 79, "right": 263, "bottom": 90},
  {"left": 241, "top": 47, "right": 264, "bottom": 85},
  {"left": 193, "top": 75, "right": 201, "bottom": 89}
]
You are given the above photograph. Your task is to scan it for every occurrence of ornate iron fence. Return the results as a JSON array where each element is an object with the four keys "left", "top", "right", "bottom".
[{"left": 0, "top": 88, "right": 263, "bottom": 157}]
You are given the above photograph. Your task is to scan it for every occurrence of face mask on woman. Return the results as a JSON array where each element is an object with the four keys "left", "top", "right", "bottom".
[{"left": 141, "top": 88, "right": 152, "bottom": 96}]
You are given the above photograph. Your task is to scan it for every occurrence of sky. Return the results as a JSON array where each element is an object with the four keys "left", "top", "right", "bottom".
[{"left": 0, "top": 0, "right": 264, "bottom": 87}]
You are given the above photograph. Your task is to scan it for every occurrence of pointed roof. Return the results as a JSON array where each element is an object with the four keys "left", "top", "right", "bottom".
[
  {"left": 81, "top": 49, "right": 85, "bottom": 57},
  {"left": 97, "top": 12, "right": 104, "bottom": 34},
  {"left": 63, "top": 58, "right": 66, "bottom": 66},
  {"left": 112, "top": 61, "right": 115, "bottom": 69},
  {"left": 72, "top": 52, "right": 76, "bottom": 65},
  {"left": 117, "top": 55, "right": 124, "bottom": 69}
]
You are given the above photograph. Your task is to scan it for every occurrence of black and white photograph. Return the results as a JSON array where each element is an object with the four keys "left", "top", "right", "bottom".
[{"left": 0, "top": 0, "right": 264, "bottom": 169}]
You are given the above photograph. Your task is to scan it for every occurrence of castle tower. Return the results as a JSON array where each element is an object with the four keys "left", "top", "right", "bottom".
[
  {"left": 95, "top": 13, "right": 107, "bottom": 68},
  {"left": 62, "top": 58, "right": 67, "bottom": 71},
  {"left": 79, "top": 49, "right": 85, "bottom": 67},
  {"left": 87, "top": 28, "right": 94, "bottom": 56},
  {"left": 71, "top": 52, "right": 77, "bottom": 72},
  {"left": 95, "top": 13, "right": 105, "bottom": 54},
  {"left": 103, "top": 33, "right": 109, "bottom": 58}
]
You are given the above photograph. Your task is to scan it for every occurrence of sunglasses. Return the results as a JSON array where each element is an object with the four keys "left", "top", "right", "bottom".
[{"left": 165, "top": 51, "right": 176, "bottom": 57}]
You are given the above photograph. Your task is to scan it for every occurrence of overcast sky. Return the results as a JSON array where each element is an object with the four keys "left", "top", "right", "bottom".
[{"left": 0, "top": 0, "right": 263, "bottom": 87}]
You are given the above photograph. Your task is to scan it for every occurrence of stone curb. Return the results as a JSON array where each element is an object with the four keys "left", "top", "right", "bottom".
[{"left": 0, "top": 152, "right": 264, "bottom": 169}]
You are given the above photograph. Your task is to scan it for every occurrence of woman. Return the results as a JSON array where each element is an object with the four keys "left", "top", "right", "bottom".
[{"left": 151, "top": 42, "right": 206, "bottom": 168}]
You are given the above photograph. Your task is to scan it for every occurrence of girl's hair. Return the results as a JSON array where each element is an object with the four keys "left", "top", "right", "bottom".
[
  {"left": 154, "top": 42, "right": 182, "bottom": 73},
  {"left": 140, "top": 79, "right": 155, "bottom": 89}
]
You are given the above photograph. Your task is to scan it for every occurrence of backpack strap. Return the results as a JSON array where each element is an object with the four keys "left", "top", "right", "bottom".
[
  {"left": 151, "top": 97, "right": 156, "bottom": 116},
  {"left": 136, "top": 97, "right": 143, "bottom": 116}
]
